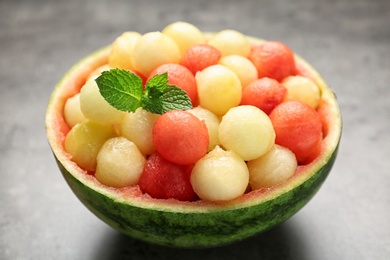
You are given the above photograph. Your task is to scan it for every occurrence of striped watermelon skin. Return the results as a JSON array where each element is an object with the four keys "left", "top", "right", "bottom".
[
  {"left": 55, "top": 147, "right": 337, "bottom": 248},
  {"left": 46, "top": 35, "right": 342, "bottom": 248}
]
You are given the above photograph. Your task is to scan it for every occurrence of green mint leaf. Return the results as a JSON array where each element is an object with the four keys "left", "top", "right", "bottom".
[
  {"left": 95, "top": 69, "right": 143, "bottom": 112},
  {"left": 142, "top": 84, "right": 192, "bottom": 114},
  {"left": 95, "top": 69, "right": 192, "bottom": 115},
  {"left": 141, "top": 74, "right": 168, "bottom": 114},
  {"left": 145, "top": 72, "right": 168, "bottom": 94},
  {"left": 160, "top": 85, "right": 193, "bottom": 113},
  {"left": 141, "top": 94, "right": 163, "bottom": 114}
]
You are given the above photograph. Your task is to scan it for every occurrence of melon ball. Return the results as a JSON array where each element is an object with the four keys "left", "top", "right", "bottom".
[
  {"left": 219, "top": 55, "right": 258, "bottom": 88},
  {"left": 187, "top": 106, "right": 220, "bottom": 151},
  {"left": 162, "top": 21, "right": 206, "bottom": 55},
  {"left": 88, "top": 64, "right": 111, "bottom": 80},
  {"left": 248, "top": 145, "right": 297, "bottom": 189},
  {"left": 269, "top": 100, "right": 322, "bottom": 164},
  {"left": 208, "top": 29, "right": 251, "bottom": 57},
  {"left": 64, "top": 93, "right": 87, "bottom": 127},
  {"left": 120, "top": 108, "right": 160, "bottom": 156},
  {"left": 108, "top": 31, "right": 141, "bottom": 70},
  {"left": 282, "top": 75, "right": 321, "bottom": 109},
  {"left": 240, "top": 77, "right": 287, "bottom": 115},
  {"left": 196, "top": 65, "right": 242, "bottom": 116},
  {"left": 131, "top": 31, "right": 180, "bottom": 76},
  {"left": 249, "top": 41, "right": 296, "bottom": 81},
  {"left": 153, "top": 110, "right": 209, "bottom": 165},
  {"left": 179, "top": 44, "right": 222, "bottom": 74},
  {"left": 218, "top": 105, "right": 275, "bottom": 161},
  {"left": 64, "top": 121, "right": 116, "bottom": 172},
  {"left": 95, "top": 137, "right": 146, "bottom": 188},
  {"left": 138, "top": 152, "right": 197, "bottom": 201},
  {"left": 191, "top": 146, "right": 249, "bottom": 202},
  {"left": 80, "top": 79, "right": 126, "bottom": 126}
]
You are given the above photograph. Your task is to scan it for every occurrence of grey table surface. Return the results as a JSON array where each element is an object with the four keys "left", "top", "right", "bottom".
[{"left": 1, "top": 0, "right": 389, "bottom": 259}]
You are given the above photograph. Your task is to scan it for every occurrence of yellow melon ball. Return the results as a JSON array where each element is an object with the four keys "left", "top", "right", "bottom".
[
  {"left": 95, "top": 137, "right": 146, "bottom": 188},
  {"left": 196, "top": 65, "right": 242, "bottom": 116},
  {"left": 218, "top": 105, "right": 275, "bottom": 161},
  {"left": 191, "top": 146, "right": 249, "bottom": 202},
  {"left": 248, "top": 145, "right": 297, "bottom": 189},
  {"left": 108, "top": 31, "right": 141, "bottom": 70},
  {"left": 64, "top": 121, "right": 116, "bottom": 172},
  {"left": 187, "top": 106, "right": 220, "bottom": 151},
  {"left": 208, "top": 29, "right": 251, "bottom": 57},
  {"left": 219, "top": 55, "right": 258, "bottom": 88},
  {"left": 64, "top": 93, "right": 87, "bottom": 128},
  {"left": 79, "top": 79, "right": 126, "bottom": 126},
  {"left": 282, "top": 75, "right": 321, "bottom": 108},
  {"left": 120, "top": 108, "right": 160, "bottom": 156},
  {"left": 131, "top": 31, "right": 180, "bottom": 76},
  {"left": 162, "top": 21, "right": 206, "bottom": 55},
  {"left": 88, "top": 64, "right": 111, "bottom": 80}
]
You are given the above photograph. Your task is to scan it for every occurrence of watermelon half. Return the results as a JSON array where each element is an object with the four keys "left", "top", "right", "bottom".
[{"left": 45, "top": 35, "right": 342, "bottom": 248}]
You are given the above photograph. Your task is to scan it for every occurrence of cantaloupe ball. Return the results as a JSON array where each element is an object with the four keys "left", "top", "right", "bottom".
[
  {"left": 219, "top": 55, "right": 258, "bottom": 88},
  {"left": 64, "top": 93, "right": 87, "bottom": 127},
  {"left": 208, "top": 29, "right": 251, "bottom": 57},
  {"left": 120, "top": 108, "right": 160, "bottom": 156},
  {"left": 196, "top": 65, "right": 242, "bottom": 116},
  {"left": 162, "top": 21, "right": 206, "bottom": 55},
  {"left": 80, "top": 79, "right": 126, "bottom": 126},
  {"left": 219, "top": 105, "right": 275, "bottom": 161},
  {"left": 131, "top": 31, "right": 181, "bottom": 76},
  {"left": 248, "top": 145, "right": 297, "bottom": 189},
  {"left": 282, "top": 75, "right": 321, "bottom": 109},
  {"left": 190, "top": 146, "right": 249, "bottom": 202},
  {"left": 95, "top": 137, "right": 146, "bottom": 188},
  {"left": 187, "top": 106, "right": 220, "bottom": 151},
  {"left": 108, "top": 31, "right": 141, "bottom": 70},
  {"left": 64, "top": 121, "right": 116, "bottom": 172}
]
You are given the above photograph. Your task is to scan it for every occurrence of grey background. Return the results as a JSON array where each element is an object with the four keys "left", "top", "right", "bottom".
[{"left": 1, "top": 0, "right": 389, "bottom": 259}]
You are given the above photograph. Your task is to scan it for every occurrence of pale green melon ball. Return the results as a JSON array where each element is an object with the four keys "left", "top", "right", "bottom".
[
  {"left": 64, "top": 121, "right": 116, "bottom": 172},
  {"left": 208, "top": 29, "right": 251, "bottom": 57},
  {"left": 131, "top": 31, "right": 181, "bottom": 76},
  {"left": 64, "top": 93, "right": 87, "bottom": 127},
  {"left": 120, "top": 108, "right": 160, "bottom": 156},
  {"left": 196, "top": 65, "right": 242, "bottom": 116},
  {"left": 219, "top": 55, "right": 258, "bottom": 88},
  {"left": 80, "top": 78, "right": 126, "bottom": 126},
  {"left": 95, "top": 137, "right": 146, "bottom": 188},
  {"left": 187, "top": 106, "right": 220, "bottom": 151},
  {"left": 88, "top": 64, "right": 111, "bottom": 80},
  {"left": 162, "top": 21, "right": 206, "bottom": 55},
  {"left": 191, "top": 146, "right": 249, "bottom": 202},
  {"left": 248, "top": 145, "right": 297, "bottom": 189},
  {"left": 218, "top": 105, "right": 275, "bottom": 161},
  {"left": 108, "top": 31, "right": 141, "bottom": 70},
  {"left": 282, "top": 75, "right": 321, "bottom": 109}
]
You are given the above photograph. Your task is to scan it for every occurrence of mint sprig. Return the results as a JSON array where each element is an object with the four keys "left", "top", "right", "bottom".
[{"left": 95, "top": 69, "right": 192, "bottom": 114}]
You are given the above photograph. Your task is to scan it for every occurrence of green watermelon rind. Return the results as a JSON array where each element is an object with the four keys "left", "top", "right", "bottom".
[
  {"left": 46, "top": 34, "right": 342, "bottom": 248},
  {"left": 55, "top": 146, "right": 337, "bottom": 248}
]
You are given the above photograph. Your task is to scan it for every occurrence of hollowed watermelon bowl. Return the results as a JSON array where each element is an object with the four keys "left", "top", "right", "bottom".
[{"left": 45, "top": 34, "right": 342, "bottom": 248}]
